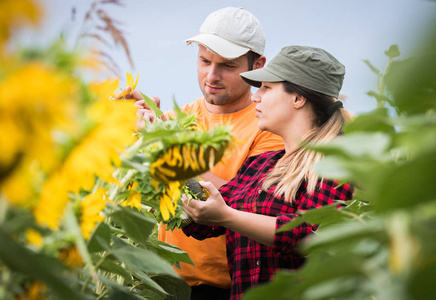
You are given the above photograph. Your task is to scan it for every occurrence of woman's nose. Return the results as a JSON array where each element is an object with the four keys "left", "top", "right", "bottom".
[{"left": 251, "top": 90, "right": 261, "bottom": 103}]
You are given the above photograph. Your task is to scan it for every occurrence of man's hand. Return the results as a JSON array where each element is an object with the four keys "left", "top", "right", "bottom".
[
  {"left": 115, "top": 86, "right": 143, "bottom": 101},
  {"left": 116, "top": 86, "right": 165, "bottom": 128},
  {"left": 135, "top": 96, "right": 167, "bottom": 127}
]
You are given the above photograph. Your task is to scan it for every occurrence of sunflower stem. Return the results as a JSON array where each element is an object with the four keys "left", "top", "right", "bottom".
[
  {"left": 124, "top": 136, "right": 144, "bottom": 158},
  {"left": 64, "top": 204, "right": 99, "bottom": 284},
  {"left": 0, "top": 195, "right": 8, "bottom": 225},
  {"left": 108, "top": 169, "right": 136, "bottom": 202},
  {"left": 107, "top": 136, "right": 143, "bottom": 202}
]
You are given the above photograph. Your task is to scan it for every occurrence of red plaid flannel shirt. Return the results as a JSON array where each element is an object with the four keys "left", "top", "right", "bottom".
[{"left": 183, "top": 150, "right": 354, "bottom": 300}]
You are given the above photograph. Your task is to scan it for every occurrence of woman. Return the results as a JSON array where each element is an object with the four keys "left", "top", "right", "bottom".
[{"left": 182, "top": 46, "right": 354, "bottom": 300}]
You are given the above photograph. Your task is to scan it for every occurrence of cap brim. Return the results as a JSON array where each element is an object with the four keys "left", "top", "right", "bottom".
[
  {"left": 240, "top": 68, "right": 284, "bottom": 88},
  {"left": 185, "top": 33, "right": 250, "bottom": 60}
]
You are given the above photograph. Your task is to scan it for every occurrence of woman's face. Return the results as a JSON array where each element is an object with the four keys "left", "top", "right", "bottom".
[{"left": 251, "top": 82, "right": 296, "bottom": 136}]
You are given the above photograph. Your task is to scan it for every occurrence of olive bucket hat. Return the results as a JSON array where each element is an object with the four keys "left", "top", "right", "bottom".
[{"left": 240, "top": 45, "right": 345, "bottom": 98}]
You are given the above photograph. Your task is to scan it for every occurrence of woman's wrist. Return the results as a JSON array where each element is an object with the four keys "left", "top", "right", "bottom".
[{"left": 220, "top": 205, "right": 238, "bottom": 229}]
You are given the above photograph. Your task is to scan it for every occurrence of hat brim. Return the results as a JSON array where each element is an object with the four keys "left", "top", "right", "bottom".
[
  {"left": 185, "top": 33, "right": 250, "bottom": 60},
  {"left": 240, "top": 68, "right": 284, "bottom": 88}
]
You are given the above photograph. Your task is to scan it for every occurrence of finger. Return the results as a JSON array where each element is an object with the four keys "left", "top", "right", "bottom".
[
  {"left": 199, "top": 181, "right": 219, "bottom": 198},
  {"left": 160, "top": 113, "right": 168, "bottom": 122},
  {"left": 143, "top": 111, "right": 156, "bottom": 123},
  {"left": 131, "top": 90, "right": 144, "bottom": 101},
  {"left": 134, "top": 100, "right": 145, "bottom": 109},
  {"left": 136, "top": 118, "right": 145, "bottom": 129},
  {"left": 135, "top": 108, "right": 146, "bottom": 118},
  {"left": 150, "top": 96, "right": 161, "bottom": 109},
  {"left": 140, "top": 95, "right": 161, "bottom": 110},
  {"left": 115, "top": 86, "right": 132, "bottom": 99},
  {"left": 182, "top": 196, "right": 194, "bottom": 215},
  {"left": 135, "top": 109, "right": 155, "bottom": 125}
]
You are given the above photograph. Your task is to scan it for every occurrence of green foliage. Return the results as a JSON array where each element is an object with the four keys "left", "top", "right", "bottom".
[
  {"left": 0, "top": 228, "right": 89, "bottom": 300},
  {"left": 243, "top": 19, "right": 436, "bottom": 300}
]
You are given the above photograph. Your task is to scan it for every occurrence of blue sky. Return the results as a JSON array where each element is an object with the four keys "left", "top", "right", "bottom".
[{"left": 24, "top": 0, "right": 436, "bottom": 114}]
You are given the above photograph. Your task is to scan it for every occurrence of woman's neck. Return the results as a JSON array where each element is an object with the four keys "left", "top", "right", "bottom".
[{"left": 282, "top": 112, "right": 314, "bottom": 153}]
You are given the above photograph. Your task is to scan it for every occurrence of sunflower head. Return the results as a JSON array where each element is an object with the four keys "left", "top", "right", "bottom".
[
  {"left": 150, "top": 142, "right": 228, "bottom": 182},
  {"left": 122, "top": 103, "right": 233, "bottom": 226},
  {"left": 146, "top": 121, "right": 233, "bottom": 183}
]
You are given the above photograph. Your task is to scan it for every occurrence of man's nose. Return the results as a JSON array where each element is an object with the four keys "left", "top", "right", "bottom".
[{"left": 207, "top": 64, "right": 221, "bottom": 82}]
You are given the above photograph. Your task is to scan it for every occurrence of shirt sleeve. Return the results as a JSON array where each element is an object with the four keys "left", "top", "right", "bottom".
[
  {"left": 248, "top": 130, "right": 284, "bottom": 158},
  {"left": 272, "top": 181, "right": 354, "bottom": 255}
]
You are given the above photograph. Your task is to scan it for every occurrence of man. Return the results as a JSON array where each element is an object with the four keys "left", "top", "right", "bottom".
[{"left": 127, "top": 7, "right": 283, "bottom": 299}]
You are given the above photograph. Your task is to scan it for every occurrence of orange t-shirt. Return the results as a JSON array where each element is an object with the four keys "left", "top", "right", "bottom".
[{"left": 159, "top": 97, "right": 284, "bottom": 288}]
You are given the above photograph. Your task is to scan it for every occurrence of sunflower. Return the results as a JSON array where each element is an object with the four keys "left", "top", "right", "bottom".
[
  {"left": 58, "top": 245, "right": 83, "bottom": 269},
  {"left": 121, "top": 182, "right": 142, "bottom": 211},
  {"left": 150, "top": 142, "right": 228, "bottom": 182},
  {"left": 16, "top": 280, "right": 47, "bottom": 300},
  {"left": 0, "top": 0, "right": 41, "bottom": 49},
  {"left": 157, "top": 180, "right": 181, "bottom": 221},
  {"left": 79, "top": 188, "right": 107, "bottom": 240},
  {"left": 116, "top": 72, "right": 139, "bottom": 98},
  {"left": 25, "top": 229, "right": 43, "bottom": 249},
  {"left": 123, "top": 102, "right": 232, "bottom": 224}
]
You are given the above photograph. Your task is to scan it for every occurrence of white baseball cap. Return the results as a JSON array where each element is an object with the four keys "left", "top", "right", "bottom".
[{"left": 185, "top": 7, "right": 266, "bottom": 59}]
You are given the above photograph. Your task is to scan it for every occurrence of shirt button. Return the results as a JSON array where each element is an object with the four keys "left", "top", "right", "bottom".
[
  {"left": 258, "top": 189, "right": 262, "bottom": 194},
  {"left": 256, "top": 261, "right": 260, "bottom": 266}
]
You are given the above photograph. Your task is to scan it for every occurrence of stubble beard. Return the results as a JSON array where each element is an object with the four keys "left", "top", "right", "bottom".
[
  {"left": 203, "top": 92, "right": 231, "bottom": 106},
  {"left": 201, "top": 83, "right": 251, "bottom": 106}
]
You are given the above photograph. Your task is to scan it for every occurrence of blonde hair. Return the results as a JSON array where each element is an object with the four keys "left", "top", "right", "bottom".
[{"left": 262, "top": 82, "right": 353, "bottom": 202}]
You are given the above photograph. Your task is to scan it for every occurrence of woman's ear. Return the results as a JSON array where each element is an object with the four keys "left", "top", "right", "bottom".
[{"left": 293, "top": 95, "right": 307, "bottom": 109}]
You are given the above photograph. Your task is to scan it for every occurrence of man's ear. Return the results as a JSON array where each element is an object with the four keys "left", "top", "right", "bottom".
[
  {"left": 293, "top": 95, "right": 307, "bottom": 109},
  {"left": 253, "top": 55, "right": 266, "bottom": 70}
]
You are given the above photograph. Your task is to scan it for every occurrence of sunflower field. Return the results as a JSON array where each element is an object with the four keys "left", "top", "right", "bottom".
[
  {"left": 0, "top": 0, "right": 233, "bottom": 299},
  {"left": 2, "top": 0, "right": 436, "bottom": 300}
]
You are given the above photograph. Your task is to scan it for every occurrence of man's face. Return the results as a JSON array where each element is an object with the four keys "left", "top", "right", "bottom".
[{"left": 197, "top": 45, "right": 252, "bottom": 106}]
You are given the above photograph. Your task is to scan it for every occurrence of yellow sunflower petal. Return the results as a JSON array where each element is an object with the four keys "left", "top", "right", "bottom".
[
  {"left": 157, "top": 166, "right": 176, "bottom": 178},
  {"left": 168, "top": 181, "right": 181, "bottom": 204},
  {"left": 190, "top": 146, "right": 200, "bottom": 171},
  {"left": 132, "top": 73, "right": 139, "bottom": 90},
  {"left": 160, "top": 196, "right": 170, "bottom": 220},
  {"left": 80, "top": 188, "right": 106, "bottom": 239},
  {"left": 208, "top": 148, "right": 215, "bottom": 170},
  {"left": 116, "top": 89, "right": 130, "bottom": 98},
  {"left": 172, "top": 146, "right": 184, "bottom": 167},
  {"left": 183, "top": 145, "right": 192, "bottom": 170},
  {"left": 162, "top": 194, "right": 175, "bottom": 216},
  {"left": 26, "top": 229, "right": 43, "bottom": 249},
  {"left": 121, "top": 191, "right": 142, "bottom": 211},
  {"left": 198, "top": 145, "right": 206, "bottom": 169},
  {"left": 126, "top": 72, "right": 133, "bottom": 87}
]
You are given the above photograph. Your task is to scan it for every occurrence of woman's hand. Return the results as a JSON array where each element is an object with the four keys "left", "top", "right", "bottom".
[
  {"left": 183, "top": 181, "right": 277, "bottom": 246},
  {"left": 182, "top": 181, "right": 231, "bottom": 226}
]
